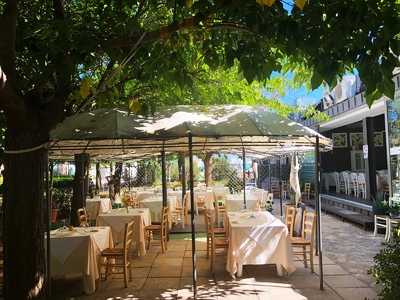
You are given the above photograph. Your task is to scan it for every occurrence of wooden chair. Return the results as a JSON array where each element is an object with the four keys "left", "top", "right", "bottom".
[
  {"left": 284, "top": 205, "right": 296, "bottom": 237},
  {"left": 358, "top": 173, "right": 367, "bottom": 199},
  {"left": 173, "top": 192, "right": 189, "bottom": 227},
  {"left": 101, "top": 220, "right": 135, "bottom": 287},
  {"left": 374, "top": 215, "right": 390, "bottom": 241},
  {"left": 350, "top": 173, "right": 359, "bottom": 197},
  {"left": 145, "top": 207, "right": 169, "bottom": 253},
  {"left": 290, "top": 210, "right": 316, "bottom": 272},
  {"left": 281, "top": 181, "right": 288, "bottom": 200},
  {"left": 302, "top": 183, "right": 312, "bottom": 201},
  {"left": 77, "top": 208, "right": 89, "bottom": 227},
  {"left": 196, "top": 195, "right": 206, "bottom": 214},
  {"left": 204, "top": 210, "right": 228, "bottom": 272}
]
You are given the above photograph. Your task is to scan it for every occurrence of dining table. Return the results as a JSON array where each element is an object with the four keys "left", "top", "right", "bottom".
[
  {"left": 226, "top": 194, "right": 260, "bottom": 212},
  {"left": 186, "top": 190, "right": 215, "bottom": 214},
  {"left": 96, "top": 208, "right": 151, "bottom": 256},
  {"left": 226, "top": 211, "right": 295, "bottom": 277},
  {"left": 86, "top": 197, "right": 112, "bottom": 221},
  {"left": 140, "top": 195, "right": 179, "bottom": 226},
  {"left": 50, "top": 226, "right": 113, "bottom": 294}
]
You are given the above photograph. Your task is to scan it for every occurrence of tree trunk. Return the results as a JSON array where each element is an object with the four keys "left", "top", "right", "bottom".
[
  {"left": 71, "top": 153, "right": 90, "bottom": 226},
  {"left": 114, "top": 162, "right": 123, "bottom": 194},
  {"left": 95, "top": 162, "right": 101, "bottom": 194},
  {"left": 3, "top": 130, "right": 48, "bottom": 299},
  {"left": 204, "top": 152, "right": 213, "bottom": 187}
]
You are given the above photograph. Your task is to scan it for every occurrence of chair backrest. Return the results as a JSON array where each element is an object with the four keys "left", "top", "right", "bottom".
[
  {"left": 161, "top": 206, "right": 169, "bottom": 233},
  {"left": 333, "top": 172, "right": 340, "bottom": 185},
  {"left": 123, "top": 220, "right": 135, "bottom": 258},
  {"left": 204, "top": 210, "right": 215, "bottom": 239},
  {"left": 77, "top": 208, "right": 89, "bottom": 227},
  {"left": 183, "top": 192, "right": 189, "bottom": 214},
  {"left": 304, "top": 183, "right": 311, "bottom": 199},
  {"left": 284, "top": 206, "right": 296, "bottom": 236},
  {"left": 357, "top": 173, "right": 365, "bottom": 184},
  {"left": 301, "top": 210, "right": 316, "bottom": 244}
]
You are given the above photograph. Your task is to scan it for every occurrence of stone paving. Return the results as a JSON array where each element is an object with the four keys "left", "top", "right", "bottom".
[
  {"left": 319, "top": 210, "right": 384, "bottom": 288},
  {"left": 51, "top": 202, "right": 385, "bottom": 300}
]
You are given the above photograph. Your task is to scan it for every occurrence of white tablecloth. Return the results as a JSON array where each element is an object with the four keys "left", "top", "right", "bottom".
[
  {"left": 140, "top": 195, "right": 178, "bottom": 224},
  {"left": 187, "top": 191, "right": 215, "bottom": 212},
  {"left": 136, "top": 191, "right": 156, "bottom": 202},
  {"left": 97, "top": 208, "right": 151, "bottom": 256},
  {"left": 50, "top": 226, "right": 113, "bottom": 294},
  {"left": 226, "top": 194, "right": 260, "bottom": 211},
  {"left": 86, "top": 198, "right": 112, "bottom": 221},
  {"left": 226, "top": 211, "right": 295, "bottom": 277}
]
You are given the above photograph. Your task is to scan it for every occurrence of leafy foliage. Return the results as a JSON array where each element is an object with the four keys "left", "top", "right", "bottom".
[
  {"left": 369, "top": 230, "right": 400, "bottom": 300},
  {"left": 2, "top": 0, "right": 399, "bottom": 118}
]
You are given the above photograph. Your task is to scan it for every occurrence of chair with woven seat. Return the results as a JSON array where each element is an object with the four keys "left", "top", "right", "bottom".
[
  {"left": 290, "top": 210, "right": 316, "bottom": 273},
  {"left": 77, "top": 208, "right": 89, "bottom": 227},
  {"left": 284, "top": 205, "right": 296, "bottom": 237},
  {"left": 145, "top": 206, "right": 169, "bottom": 253},
  {"left": 204, "top": 210, "right": 228, "bottom": 272},
  {"left": 100, "top": 220, "right": 135, "bottom": 287}
]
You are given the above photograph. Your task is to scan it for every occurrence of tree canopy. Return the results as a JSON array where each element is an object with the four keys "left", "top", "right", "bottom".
[
  {"left": 1, "top": 0, "right": 399, "bottom": 123},
  {"left": 0, "top": 1, "right": 399, "bottom": 298}
]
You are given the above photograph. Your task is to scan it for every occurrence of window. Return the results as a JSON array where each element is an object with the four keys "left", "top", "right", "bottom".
[{"left": 350, "top": 150, "right": 365, "bottom": 171}]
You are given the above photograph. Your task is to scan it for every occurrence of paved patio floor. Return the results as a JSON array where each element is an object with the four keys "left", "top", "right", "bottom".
[{"left": 52, "top": 234, "right": 378, "bottom": 300}]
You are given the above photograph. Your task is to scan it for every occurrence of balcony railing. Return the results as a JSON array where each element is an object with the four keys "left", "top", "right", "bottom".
[{"left": 301, "top": 92, "right": 366, "bottom": 128}]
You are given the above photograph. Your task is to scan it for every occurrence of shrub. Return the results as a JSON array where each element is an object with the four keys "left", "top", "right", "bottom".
[
  {"left": 53, "top": 176, "right": 74, "bottom": 189},
  {"left": 52, "top": 188, "right": 72, "bottom": 220},
  {"left": 369, "top": 230, "right": 400, "bottom": 300}
]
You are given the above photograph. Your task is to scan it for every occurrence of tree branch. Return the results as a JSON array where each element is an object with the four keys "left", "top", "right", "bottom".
[
  {"left": 52, "top": 0, "right": 72, "bottom": 100},
  {"left": 0, "top": 0, "right": 18, "bottom": 85},
  {"left": 0, "top": 0, "right": 27, "bottom": 115},
  {"left": 107, "top": 10, "right": 212, "bottom": 49}
]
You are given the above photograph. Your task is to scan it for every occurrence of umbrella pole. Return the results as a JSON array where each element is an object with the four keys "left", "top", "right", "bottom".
[
  {"left": 315, "top": 136, "right": 324, "bottom": 290},
  {"left": 278, "top": 158, "right": 283, "bottom": 218},
  {"left": 188, "top": 132, "right": 197, "bottom": 296},
  {"left": 161, "top": 150, "right": 167, "bottom": 207},
  {"left": 242, "top": 147, "right": 247, "bottom": 209}
]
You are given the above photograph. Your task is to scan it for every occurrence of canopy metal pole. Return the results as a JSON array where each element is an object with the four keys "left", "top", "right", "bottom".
[
  {"left": 315, "top": 136, "right": 324, "bottom": 290},
  {"left": 180, "top": 154, "right": 186, "bottom": 205},
  {"left": 242, "top": 147, "right": 247, "bottom": 209},
  {"left": 128, "top": 163, "right": 131, "bottom": 191},
  {"left": 161, "top": 150, "right": 167, "bottom": 207},
  {"left": 278, "top": 158, "right": 283, "bottom": 218},
  {"left": 188, "top": 132, "right": 197, "bottom": 296},
  {"left": 46, "top": 159, "right": 54, "bottom": 299},
  {"left": 268, "top": 161, "right": 272, "bottom": 193}
]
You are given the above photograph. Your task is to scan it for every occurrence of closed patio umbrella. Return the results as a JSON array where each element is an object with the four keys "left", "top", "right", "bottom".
[{"left": 289, "top": 153, "right": 302, "bottom": 206}]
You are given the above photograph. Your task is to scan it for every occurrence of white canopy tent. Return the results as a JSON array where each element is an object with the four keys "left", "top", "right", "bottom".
[{"left": 48, "top": 105, "right": 331, "bottom": 295}]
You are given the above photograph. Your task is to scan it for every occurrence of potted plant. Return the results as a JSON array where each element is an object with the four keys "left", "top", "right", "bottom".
[
  {"left": 389, "top": 202, "right": 400, "bottom": 218},
  {"left": 372, "top": 192, "right": 390, "bottom": 215},
  {"left": 52, "top": 188, "right": 72, "bottom": 222}
]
